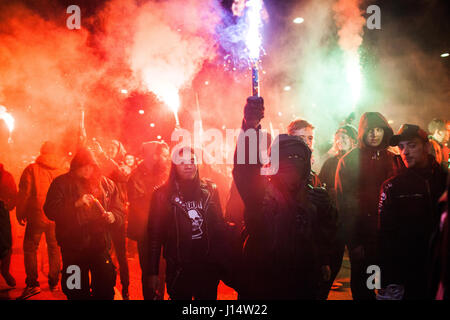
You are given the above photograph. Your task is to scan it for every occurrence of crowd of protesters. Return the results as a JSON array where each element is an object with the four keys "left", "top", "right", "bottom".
[{"left": 0, "top": 96, "right": 449, "bottom": 300}]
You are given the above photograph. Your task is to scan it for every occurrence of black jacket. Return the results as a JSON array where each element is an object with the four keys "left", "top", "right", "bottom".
[
  {"left": 232, "top": 127, "right": 335, "bottom": 299},
  {"left": 145, "top": 179, "right": 231, "bottom": 277},
  {"left": 378, "top": 157, "right": 447, "bottom": 298}
]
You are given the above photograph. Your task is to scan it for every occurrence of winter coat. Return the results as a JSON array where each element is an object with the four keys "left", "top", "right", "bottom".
[
  {"left": 335, "top": 112, "right": 403, "bottom": 250},
  {"left": 0, "top": 164, "right": 17, "bottom": 259},
  {"left": 378, "top": 156, "right": 447, "bottom": 299},
  {"left": 127, "top": 162, "right": 167, "bottom": 241},
  {"left": 16, "top": 154, "right": 66, "bottom": 227}
]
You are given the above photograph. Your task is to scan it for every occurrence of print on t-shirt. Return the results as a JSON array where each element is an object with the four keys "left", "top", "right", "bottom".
[{"left": 181, "top": 200, "right": 204, "bottom": 240}]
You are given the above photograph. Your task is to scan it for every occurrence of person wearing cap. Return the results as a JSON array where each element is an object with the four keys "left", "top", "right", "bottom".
[
  {"left": 232, "top": 97, "right": 334, "bottom": 299},
  {"left": 335, "top": 112, "right": 403, "bottom": 300},
  {"left": 377, "top": 124, "right": 447, "bottom": 300},
  {"left": 16, "top": 141, "right": 66, "bottom": 299},
  {"left": 428, "top": 118, "right": 449, "bottom": 170},
  {"left": 43, "top": 148, "right": 125, "bottom": 300},
  {"left": 317, "top": 124, "right": 358, "bottom": 298},
  {"left": 127, "top": 141, "right": 170, "bottom": 299}
]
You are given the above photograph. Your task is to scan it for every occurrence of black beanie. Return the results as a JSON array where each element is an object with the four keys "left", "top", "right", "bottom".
[{"left": 336, "top": 125, "right": 358, "bottom": 142}]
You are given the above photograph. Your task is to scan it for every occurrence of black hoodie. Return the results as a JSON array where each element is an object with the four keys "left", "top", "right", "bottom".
[{"left": 335, "top": 112, "right": 403, "bottom": 250}]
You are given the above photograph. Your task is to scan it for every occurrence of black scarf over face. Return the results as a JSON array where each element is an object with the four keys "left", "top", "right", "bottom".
[{"left": 270, "top": 134, "right": 312, "bottom": 193}]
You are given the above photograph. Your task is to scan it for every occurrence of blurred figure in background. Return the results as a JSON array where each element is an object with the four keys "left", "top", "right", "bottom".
[
  {"left": 16, "top": 141, "right": 65, "bottom": 300},
  {"left": 319, "top": 125, "right": 358, "bottom": 198},
  {"left": 0, "top": 163, "right": 17, "bottom": 288},
  {"left": 318, "top": 125, "right": 357, "bottom": 297},
  {"left": 43, "top": 148, "right": 125, "bottom": 300},
  {"left": 429, "top": 174, "right": 449, "bottom": 300},
  {"left": 127, "top": 141, "right": 170, "bottom": 300},
  {"left": 93, "top": 139, "right": 130, "bottom": 299},
  {"left": 124, "top": 154, "right": 137, "bottom": 175},
  {"left": 428, "top": 118, "right": 449, "bottom": 169}
]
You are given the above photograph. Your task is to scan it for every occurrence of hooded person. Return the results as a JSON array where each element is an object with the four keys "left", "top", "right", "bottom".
[
  {"left": 127, "top": 140, "right": 170, "bottom": 300},
  {"left": 233, "top": 97, "right": 334, "bottom": 300},
  {"left": 16, "top": 141, "right": 66, "bottom": 300},
  {"left": 335, "top": 112, "right": 404, "bottom": 300},
  {"left": 43, "top": 147, "right": 125, "bottom": 300}
]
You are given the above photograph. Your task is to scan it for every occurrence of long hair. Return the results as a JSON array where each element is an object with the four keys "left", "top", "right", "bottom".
[{"left": 166, "top": 146, "right": 201, "bottom": 198}]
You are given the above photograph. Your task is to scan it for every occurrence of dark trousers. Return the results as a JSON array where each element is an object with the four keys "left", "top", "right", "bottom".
[
  {"left": 23, "top": 223, "right": 61, "bottom": 287},
  {"left": 60, "top": 248, "right": 116, "bottom": 300},
  {"left": 111, "top": 223, "right": 129, "bottom": 289},
  {"left": 1, "top": 249, "right": 12, "bottom": 278},
  {"left": 348, "top": 244, "right": 376, "bottom": 300},
  {"left": 166, "top": 262, "right": 219, "bottom": 300},
  {"left": 137, "top": 239, "right": 166, "bottom": 300}
]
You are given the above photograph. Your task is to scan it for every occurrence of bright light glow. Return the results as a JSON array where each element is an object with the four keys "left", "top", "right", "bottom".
[
  {"left": 278, "top": 111, "right": 282, "bottom": 116},
  {"left": 345, "top": 52, "right": 362, "bottom": 109},
  {"left": 388, "top": 120, "right": 394, "bottom": 124},
  {"left": 138, "top": 109, "right": 144, "bottom": 115},
  {"left": 0, "top": 105, "right": 15, "bottom": 132},
  {"left": 284, "top": 85, "right": 291, "bottom": 91},
  {"left": 293, "top": 17, "right": 304, "bottom": 24},
  {"left": 157, "top": 135, "right": 162, "bottom": 140},
  {"left": 146, "top": 83, "right": 181, "bottom": 126},
  {"left": 150, "top": 123, "right": 155, "bottom": 127},
  {"left": 245, "top": 0, "right": 264, "bottom": 61},
  {"left": 441, "top": 53, "right": 449, "bottom": 58},
  {"left": 204, "top": 81, "right": 209, "bottom": 85},
  {"left": 120, "top": 89, "right": 128, "bottom": 94}
]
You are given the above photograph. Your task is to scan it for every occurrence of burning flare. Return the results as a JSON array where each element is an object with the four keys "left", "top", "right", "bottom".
[
  {"left": 0, "top": 105, "right": 15, "bottom": 133},
  {"left": 245, "top": 0, "right": 264, "bottom": 62}
]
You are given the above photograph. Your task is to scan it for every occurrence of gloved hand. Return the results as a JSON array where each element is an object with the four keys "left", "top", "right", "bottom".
[
  {"left": 243, "top": 96, "right": 264, "bottom": 129},
  {"left": 306, "top": 186, "right": 331, "bottom": 211}
]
